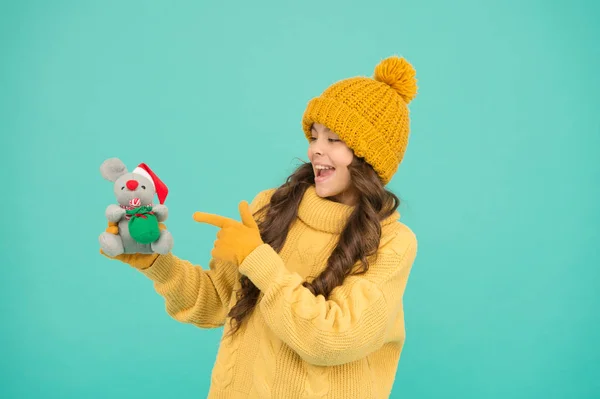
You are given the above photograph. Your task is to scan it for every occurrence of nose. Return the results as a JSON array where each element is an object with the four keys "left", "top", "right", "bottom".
[
  {"left": 312, "top": 138, "right": 325, "bottom": 156},
  {"left": 126, "top": 180, "right": 139, "bottom": 190}
]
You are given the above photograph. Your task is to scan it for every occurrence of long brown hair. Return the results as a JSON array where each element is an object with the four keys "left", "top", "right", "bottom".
[{"left": 225, "top": 156, "right": 400, "bottom": 337}]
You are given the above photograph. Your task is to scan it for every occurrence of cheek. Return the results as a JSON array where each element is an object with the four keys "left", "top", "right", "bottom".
[
  {"left": 333, "top": 147, "right": 354, "bottom": 168},
  {"left": 338, "top": 166, "right": 352, "bottom": 185},
  {"left": 335, "top": 149, "right": 354, "bottom": 185}
]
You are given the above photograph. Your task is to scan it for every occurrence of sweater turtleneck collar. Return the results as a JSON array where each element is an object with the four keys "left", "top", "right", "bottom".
[{"left": 296, "top": 185, "right": 400, "bottom": 234}]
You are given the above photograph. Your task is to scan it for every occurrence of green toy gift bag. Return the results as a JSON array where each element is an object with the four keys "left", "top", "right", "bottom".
[{"left": 127, "top": 205, "right": 161, "bottom": 244}]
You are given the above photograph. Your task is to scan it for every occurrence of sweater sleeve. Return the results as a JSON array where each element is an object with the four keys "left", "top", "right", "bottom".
[
  {"left": 137, "top": 189, "right": 275, "bottom": 329},
  {"left": 238, "top": 229, "right": 417, "bottom": 366},
  {"left": 137, "top": 254, "right": 237, "bottom": 328}
]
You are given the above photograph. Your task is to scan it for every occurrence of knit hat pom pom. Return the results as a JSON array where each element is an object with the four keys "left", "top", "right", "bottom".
[{"left": 374, "top": 56, "right": 418, "bottom": 103}]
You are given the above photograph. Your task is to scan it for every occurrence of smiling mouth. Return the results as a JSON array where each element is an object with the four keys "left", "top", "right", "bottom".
[{"left": 315, "top": 166, "right": 335, "bottom": 182}]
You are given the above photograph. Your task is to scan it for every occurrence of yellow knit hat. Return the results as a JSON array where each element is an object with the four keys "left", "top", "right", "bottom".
[{"left": 302, "top": 56, "right": 418, "bottom": 185}]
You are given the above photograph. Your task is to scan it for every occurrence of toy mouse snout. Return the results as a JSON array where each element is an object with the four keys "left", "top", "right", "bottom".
[{"left": 126, "top": 180, "right": 139, "bottom": 190}]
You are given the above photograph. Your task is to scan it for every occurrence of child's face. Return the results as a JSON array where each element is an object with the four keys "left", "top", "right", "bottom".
[{"left": 307, "top": 123, "right": 357, "bottom": 205}]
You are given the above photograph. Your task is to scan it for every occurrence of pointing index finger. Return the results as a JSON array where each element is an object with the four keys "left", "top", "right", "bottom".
[{"left": 193, "top": 212, "right": 235, "bottom": 228}]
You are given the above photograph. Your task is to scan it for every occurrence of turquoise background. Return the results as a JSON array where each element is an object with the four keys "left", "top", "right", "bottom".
[{"left": 2, "top": 0, "right": 599, "bottom": 398}]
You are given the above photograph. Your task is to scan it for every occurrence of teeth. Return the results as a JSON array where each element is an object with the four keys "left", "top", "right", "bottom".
[{"left": 315, "top": 165, "right": 334, "bottom": 170}]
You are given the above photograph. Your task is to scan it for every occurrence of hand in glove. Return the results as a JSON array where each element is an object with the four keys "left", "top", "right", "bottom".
[
  {"left": 193, "top": 201, "right": 263, "bottom": 265},
  {"left": 100, "top": 221, "right": 167, "bottom": 269}
]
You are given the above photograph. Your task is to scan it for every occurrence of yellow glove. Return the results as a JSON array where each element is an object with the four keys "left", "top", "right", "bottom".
[
  {"left": 100, "top": 220, "right": 167, "bottom": 269},
  {"left": 106, "top": 221, "right": 119, "bottom": 234},
  {"left": 100, "top": 249, "right": 159, "bottom": 270},
  {"left": 193, "top": 200, "right": 263, "bottom": 265}
]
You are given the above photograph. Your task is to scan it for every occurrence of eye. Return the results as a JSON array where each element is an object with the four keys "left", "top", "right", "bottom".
[
  {"left": 141, "top": 185, "right": 146, "bottom": 189},
  {"left": 328, "top": 138, "right": 340, "bottom": 142},
  {"left": 309, "top": 137, "right": 316, "bottom": 142},
  {"left": 121, "top": 186, "right": 125, "bottom": 190}
]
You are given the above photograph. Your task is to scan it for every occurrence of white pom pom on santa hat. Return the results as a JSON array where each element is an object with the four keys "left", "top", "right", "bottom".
[{"left": 132, "top": 162, "right": 168, "bottom": 204}]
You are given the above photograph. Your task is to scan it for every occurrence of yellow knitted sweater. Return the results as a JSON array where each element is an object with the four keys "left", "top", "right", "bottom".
[{"left": 138, "top": 185, "right": 418, "bottom": 398}]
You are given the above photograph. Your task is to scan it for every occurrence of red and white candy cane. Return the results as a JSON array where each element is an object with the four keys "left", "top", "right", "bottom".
[{"left": 129, "top": 198, "right": 141, "bottom": 207}]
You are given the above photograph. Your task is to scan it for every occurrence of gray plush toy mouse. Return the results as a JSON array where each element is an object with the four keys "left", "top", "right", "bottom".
[{"left": 99, "top": 157, "right": 174, "bottom": 257}]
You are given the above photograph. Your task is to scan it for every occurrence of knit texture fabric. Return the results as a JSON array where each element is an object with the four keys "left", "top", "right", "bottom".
[
  {"left": 138, "top": 187, "right": 417, "bottom": 398},
  {"left": 302, "top": 56, "right": 418, "bottom": 185}
]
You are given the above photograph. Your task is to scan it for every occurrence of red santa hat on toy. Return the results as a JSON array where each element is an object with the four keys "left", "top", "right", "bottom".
[{"left": 132, "top": 162, "right": 168, "bottom": 204}]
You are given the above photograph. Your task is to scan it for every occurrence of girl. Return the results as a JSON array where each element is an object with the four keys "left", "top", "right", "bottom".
[{"left": 102, "top": 55, "right": 419, "bottom": 399}]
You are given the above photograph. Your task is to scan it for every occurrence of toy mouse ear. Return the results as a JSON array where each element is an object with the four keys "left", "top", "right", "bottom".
[
  {"left": 100, "top": 158, "right": 128, "bottom": 182},
  {"left": 133, "top": 163, "right": 168, "bottom": 204}
]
